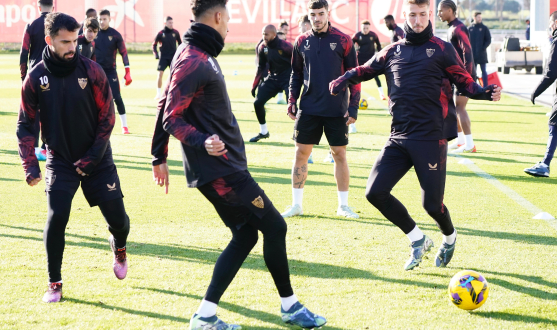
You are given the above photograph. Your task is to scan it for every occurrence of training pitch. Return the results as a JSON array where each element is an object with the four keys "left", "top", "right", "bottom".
[{"left": 1, "top": 54, "right": 556, "bottom": 329}]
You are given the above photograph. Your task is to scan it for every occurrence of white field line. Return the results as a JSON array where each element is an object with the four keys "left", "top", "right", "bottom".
[{"left": 453, "top": 155, "right": 557, "bottom": 232}]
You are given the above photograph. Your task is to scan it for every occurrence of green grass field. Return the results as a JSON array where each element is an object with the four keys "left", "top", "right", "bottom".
[{"left": 1, "top": 53, "right": 557, "bottom": 329}]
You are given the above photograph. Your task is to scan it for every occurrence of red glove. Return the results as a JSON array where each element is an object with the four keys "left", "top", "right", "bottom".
[{"left": 124, "top": 67, "right": 132, "bottom": 86}]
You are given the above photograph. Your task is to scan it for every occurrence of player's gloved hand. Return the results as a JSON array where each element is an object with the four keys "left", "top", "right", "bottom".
[
  {"left": 124, "top": 67, "right": 132, "bottom": 86},
  {"left": 251, "top": 87, "right": 257, "bottom": 98},
  {"left": 287, "top": 103, "right": 298, "bottom": 120},
  {"left": 329, "top": 77, "right": 348, "bottom": 96}
]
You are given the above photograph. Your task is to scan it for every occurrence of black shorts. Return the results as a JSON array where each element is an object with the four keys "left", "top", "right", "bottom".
[
  {"left": 293, "top": 113, "right": 349, "bottom": 146},
  {"left": 44, "top": 147, "right": 123, "bottom": 207},
  {"left": 157, "top": 58, "right": 172, "bottom": 71},
  {"left": 197, "top": 170, "right": 274, "bottom": 228},
  {"left": 104, "top": 69, "right": 121, "bottom": 100}
]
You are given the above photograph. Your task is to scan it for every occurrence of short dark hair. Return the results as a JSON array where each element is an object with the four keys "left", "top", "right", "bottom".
[
  {"left": 405, "top": 0, "right": 430, "bottom": 6},
  {"left": 85, "top": 8, "right": 96, "bottom": 16},
  {"left": 307, "top": 0, "right": 328, "bottom": 10},
  {"left": 44, "top": 12, "right": 81, "bottom": 39},
  {"left": 191, "top": 0, "right": 228, "bottom": 19},
  {"left": 280, "top": 20, "right": 289, "bottom": 27},
  {"left": 384, "top": 14, "right": 394, "bottom": 21},
  {"left": 361, "top": 20, "right": 370, "bottom": 25},
  {"left": 166, "top": 16, "right": 173, "bottom": 21},
  {"left": 550, "top": 11, "right": 557, "bottom": 22},
  {"left": 277, "top": 31, "right": 285, "bottom": 36},
  {"left": 84, "top": 17, "right": 99, "bottom": 31},
  {"left": 439, "top": 0, "right": 456, "bottom": 13},
  {"left": 38, "top": 0, "right": 53, "bottom": 7},
  {"left": 99, "top": 9, "right": 110, "bottom": 17},
  {"left": 298, "top": 14, "right": 310, "bottom": 24},
  {"left": 474, "top": 11, "right": 482, "bottom": 17}
]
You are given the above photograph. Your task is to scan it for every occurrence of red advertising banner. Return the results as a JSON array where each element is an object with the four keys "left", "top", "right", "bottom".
[{"left": 0, "top": 0, "right": 408, "bottom": 44}]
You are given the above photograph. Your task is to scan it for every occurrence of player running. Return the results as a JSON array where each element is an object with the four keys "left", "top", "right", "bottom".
[
  {"left": 384, "top": 14, "right": 405, "bottom": 43},
  {"left": 250, "top": 25, "right": 293, "bottom": 143},
  {"left": 152, "top": 16, "right": 181, "bottom": 100},
  {"left": 438, "top": 0, "right": 477, "bottom": 153},
  {"left": 330, "top": 0, "right": 501, "bottom": 270},
  {"left": 77, "top": 17, "right": 99, "bottom": 61},
  {"left": 19, "top": 0, "right": 53, "bottom": 161},
  {"left": 150, "top": 0, "right": 326, "bottom": 328},
  {"left": 17, "top": 12, "right": 130, "bottom": 303},
  {"left": 282, "top": 0, "right": 361, "bottom": 219},
  {"left": 526, "top": 11, "right": 557, "bottom": 177},
  {"left": 96, "top": 9, "right": 132, "bottom": 134}
]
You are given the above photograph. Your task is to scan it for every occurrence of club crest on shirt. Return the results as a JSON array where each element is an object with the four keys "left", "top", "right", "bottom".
[
  {"left": 304, "top": 39, "right": 310, "bottom": 51},
  {"left": 251, "top": 196, "right": 264, "bottom": 209},
  {"left": 359, "top": 36, "right": 362, "bottom": 40},
  {"left": 172, "top": 33, "right": 175, "bottom": 38},
  {"left": 162, "top": 33, "right": 165, "bottom": 38},
  {"left": 264, "top": 47, "right": 268, "bottom": 54},
  {"left": 90, "top": 46, "right": 93, "bottom": 53},
  {"left": 330, "top": 43, "right": 337, "bottom": 50},
  {"left": 278, "top": 50, "right": 283, "bottom": 55},
  {"left": 108, "top": 36, "right": 113, "bottom": 41},
  {"left": 78, "top": 78, "right": 88, "bottom": 89},
  {"left": 79, "top": 45, "right": 83, "bottom": 51},
  {"left": 208, "top": 57, "right": 219, "bottom": 74},
  {"left": 426, "top": 48, "right": 435, "bottom": 57}
]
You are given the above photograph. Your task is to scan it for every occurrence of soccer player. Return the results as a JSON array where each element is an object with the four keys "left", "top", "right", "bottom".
[
  {"left": 250, "top": 25, "right": 293, "bottom": 143},
  {"left": 282, "top": 0, "right": 361, "bottom": 219},
  {"left": 19, "top": 0, "right": 53, "bottom": 161},
  {"left": 298, "top": 15, "right": 312, "bottom": 34},
  {"left": 330, "top": 0, "right": 501, "bottom": 270},
  {"left": 277, "top": 31, "right": 287, "bottom": 40},
  {"left": 78, "top": 17, "right": 99, "bottom": 61},
  {"left": 78, "top": 8, "right": 97, "bottom": 35},
  {"left": 526, "top": 11, "right": 557, "bottom": 177},
  {"left": 17, "top": 12, "right": 130, "bottom": 303},
  {"left": 438, "top": 0, "right": 477, "bottom": 153},
  {"left": 384, "top": 14, "right": 405, "bottom": 43},
  {"left": 151, "top": 0, "right": 326, "bottom": 328},
  {"left": 96, "top": 9, "right": 132, "bottom": 134},
  {"left": 351, "top": 20, "right": 385, "bottom": 134},
  {"left": 152, "top": 16, "right": 181, "bottom": 100},
  {"left": 275, "top": 20, "right": 290, "bottom": 103}
]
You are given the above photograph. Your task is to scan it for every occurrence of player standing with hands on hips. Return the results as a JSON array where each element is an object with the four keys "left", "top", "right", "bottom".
[{"left": 330, "top": 0, "right": 501, "bottom": 270}]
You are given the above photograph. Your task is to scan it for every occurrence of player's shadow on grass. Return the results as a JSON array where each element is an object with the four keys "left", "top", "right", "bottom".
[
  {"left": 64, "top": 297, "right": 190, "bottom": 323},
  {"left": 133, "top": 288, "right": 343, "bottom": 330},
  {"left": 0, "top": 177, "right": 19, "bottom": 182},
  {"left": 454, "top": 226, "right": 557, "bottom": 247},
  {"left": 475, "top": 138, "right": 547, "bottom": 147},
  {"left": 449, "top": 154, "right": 531, "bottom": 164},
  {"left": 0, "top": 111, "right": 17, "bottom": 116},
  {"left": 472, "top": 311, "right": 557, "bottom": 325},
  {"left": 473, "top": 268, "right": 557, "bottom": 302},
  {"left": 446, "top": 170, "right": 557, "bottom": 183},
  {"left": 468, "top": 108, "right": 548, "bottom": 116},
  {"left": 1, "top": 224, "right": 441, "bottom": 289},
  {"left": 0, "top": 149, "right": 18, "bottom": 156}
]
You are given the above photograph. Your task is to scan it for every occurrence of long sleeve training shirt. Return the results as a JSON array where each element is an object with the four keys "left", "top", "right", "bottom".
[
  {"left": 253, "top": 37, "right": 293, "bottom": 89},
  {"left": 152, "top": 27, "right": 182, "bottom": 59},
  {"left": 19, "top": 12, "right": 48, "bottom": 80},
  {"left": 289, "top": 24, "right": 361, "bottom": 118},
  {"left": 94, "top": 27, "right": 130, "bottom": 70},
  {"left": 447, "top": 19, "right": 475, "bottom": 79},
  {"left": 331, "top": 37, "right": 493, "bottom": 141}
]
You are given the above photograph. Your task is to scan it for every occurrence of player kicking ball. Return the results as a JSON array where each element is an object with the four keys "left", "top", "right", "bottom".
[
  {"left": 527, "top": 10, "right": 557, "bottom": 177},
  {"left": 17, "top": 13, "right": 130, "bottom": 303},
  {"left": 330, "top": 0, "right": 501, "bottom": 270},
  {"left": 151, "top": 0, "right": 326, "bottom": 328}
]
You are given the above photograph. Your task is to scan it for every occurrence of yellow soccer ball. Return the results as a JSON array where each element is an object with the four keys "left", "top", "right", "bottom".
[
  {"left": 359, "top": 99, "right": 368, "bottom": 110},
  {"left": 448, "top": 270, "right": 489, "bottom": 310}
]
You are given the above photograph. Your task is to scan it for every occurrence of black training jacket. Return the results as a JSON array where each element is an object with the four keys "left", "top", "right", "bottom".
[
  {"left": 19, "top": 12, "right": 48, "bottom": 80},
  {"left": 151, "top": 43, "right": 247, "bottom": 188},
  {"left": 331, "top": 37, "right": 494, "bottom": 141},
  {"left": 17, "top": 54, "right": 115, "bottom": 183},
  {"left": 78, "top": 35, "right": 96, "bottom": 61},
  {"left": 289, "top": 24, "right": 361, "bottom": 118},
  {"left": 152, "top": 27, "right": 182, "bottom": 59},
  {"left": 253, "top": 37, "right": 293, "bottom": 89},
  {"left": 94, "top": 27, "right": 130, "bottom": 70},
  {"left": 352, "top": 31, "right": 382, "bottom": 63},
  {"left": 532, "top": 33, "right": 557, "bottom": 125}
]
